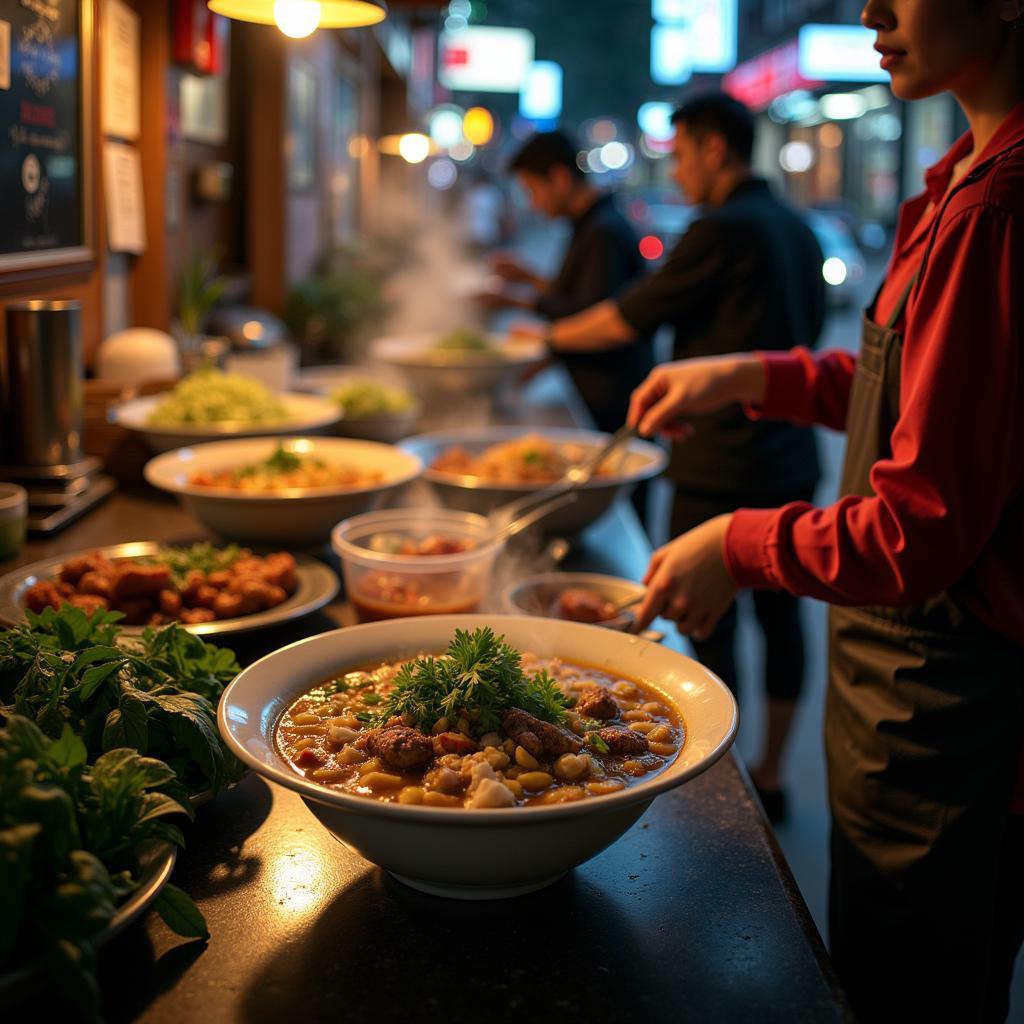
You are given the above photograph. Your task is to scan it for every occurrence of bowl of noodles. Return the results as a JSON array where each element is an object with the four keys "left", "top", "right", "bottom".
[{"left": 398, "top": 426, "right": 667, "bottom": 534}]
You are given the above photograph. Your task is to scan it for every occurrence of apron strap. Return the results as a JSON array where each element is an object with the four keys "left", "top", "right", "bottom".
[{"left": 883, "top": 269, "right": 921, "bottom": 330}]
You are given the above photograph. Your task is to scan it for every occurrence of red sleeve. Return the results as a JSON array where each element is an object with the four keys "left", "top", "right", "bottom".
[
  {"left": 746, "top": 348, "right": 856, "bottom": 431},
  {"left": 724, "top": 205, "right": 1024, "bottom": 605}
]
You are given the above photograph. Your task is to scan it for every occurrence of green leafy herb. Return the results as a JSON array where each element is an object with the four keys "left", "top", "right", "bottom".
[
  {"left": 588, "top": 733, "right": 610, "bottom": 755},
  {"left": 0, "top": 605, "right": 244, "bottom": 795},
  {"left": 0, "top": 716, "right": 202, "bottom": 1021},
  {"left": 136, "top": 542, "right": 247, "bottom": 589},
  {"left": 370, "top": 627, "right": 570, "bottom": 734}
]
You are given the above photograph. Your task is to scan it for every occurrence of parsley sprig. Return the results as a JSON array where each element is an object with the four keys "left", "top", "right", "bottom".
[{"left": 370, "top": 627, "right": 570, "bottom": 734}]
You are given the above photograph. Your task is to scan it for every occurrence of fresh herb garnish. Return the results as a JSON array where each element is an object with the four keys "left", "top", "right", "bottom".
[
  {"left": 136, "top": 542, "right": 247, "bottom": 588},
  {"left": 262, "top": 444, "right": 303, "bottom": 474},
  {"left": 521, "top": 449, "right": 544, "bottom": 466},
  {"left": 588, "top": 733, "right": 610, "bottom": 755},
  {"left": 370, "top": 627, "right": 570, "bottom": 733}
]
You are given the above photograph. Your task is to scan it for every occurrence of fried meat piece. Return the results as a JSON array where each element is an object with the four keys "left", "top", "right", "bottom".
[
  {"left": 356, "top": 726, "right": 434, "bottom": 770},
  {"left": 594, "top": 726, "right": 648, "bottom": 756},
  {"left": 78, "top": 571, "right": 114, "bottom": 600},
  {"left": 58, "top": 552, "right": 116, "bottom": 586},
  {"left": 502, "top": 708, "right": 583, "bottom": 758},
  {"left": 575, "top": 686, "right": 618, "bottom": 721},
  {"left": 112, "top": 565, "right": 172, "bottom": 601},
  {"left": 67, "top": 594, "right": 110, "bottom": 614},
  {"left": 24, "top": 582, "right": 64, "bottom": 613}
]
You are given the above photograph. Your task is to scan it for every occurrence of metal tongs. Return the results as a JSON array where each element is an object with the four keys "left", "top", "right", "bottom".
[{"left": 489, "top": 423, "right": 639, "bottom": 537}]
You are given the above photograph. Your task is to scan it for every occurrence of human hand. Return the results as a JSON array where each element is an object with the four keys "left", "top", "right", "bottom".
[
  {"left": 489, "top": 253, "right": 533, "bottom": 283},
  {"left": 627, "top": 355, "right": 766, "bottom": 439},
  {"left": 634, "top": 514, "right": 738, "bottom": 638},
  {"left": 506, "top": 321, "right": 545, "bottom": 343}
]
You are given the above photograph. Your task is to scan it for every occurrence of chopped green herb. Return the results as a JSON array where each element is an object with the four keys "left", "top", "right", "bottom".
[
  {"left": 588, "top": 733, "right": 611, "bottom": 755},
  {"left": 361, "top": 693, "right": 382, "bottom": 705},
  {"left": 521, "top": 449, "right": 544, "bottom": 466},
  {"left": 370, "top": 627, "right": 570, "bottom": 734}
]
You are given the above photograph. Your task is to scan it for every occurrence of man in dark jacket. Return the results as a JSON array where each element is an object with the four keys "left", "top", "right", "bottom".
[
  {"left": 533, "top": 94, "right": 824, "bottom": 821},
  {"left": 489, "top": 130, "right": 655, "bottom": 437}
]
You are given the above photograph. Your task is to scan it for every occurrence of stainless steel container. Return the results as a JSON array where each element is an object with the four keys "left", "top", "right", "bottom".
[{"left": 2, "top": 300, "right": 83, "bottom": 466}]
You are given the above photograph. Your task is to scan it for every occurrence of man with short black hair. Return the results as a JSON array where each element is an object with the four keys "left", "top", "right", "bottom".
[
  {"left": 488, "top": 130, "right": 655, "bottom": 441},
  {"left": 527, "top": 93, "right": 824, "bottom": 820}
]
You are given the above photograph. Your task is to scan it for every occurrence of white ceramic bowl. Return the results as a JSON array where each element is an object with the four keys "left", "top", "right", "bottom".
[
  {"left": 503, "top": 572, "right": 646, "bottom": 632},
  {"left": 144, "top": 437, "right": 423, "bottom": 546},
  {"left": 369, "top": 331, "right": 545, "bottom": 394},
  {"left": 115, "top": 392, "right": 342, "bottom": 453},
  {"left": 296, "top": 365, "right": 423, "bottom": 443},
  {"left": 217, "top": 615, "right": 737, "bottom": 900},
  {"left": 399, "top": 426, "right": 668, "bottom": 534}
]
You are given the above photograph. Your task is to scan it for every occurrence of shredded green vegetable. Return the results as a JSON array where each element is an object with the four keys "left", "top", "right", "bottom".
[{"left": 148, "top": 369, "right": 288, "bottom": 425}]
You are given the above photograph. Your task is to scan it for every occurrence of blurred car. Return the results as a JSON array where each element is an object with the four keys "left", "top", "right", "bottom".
[
  {"left": 803, "top": 209, "right": 867, "bottom": 307},
  {"left": 620, "top": 186, "right": 695, "bottom": 266}
]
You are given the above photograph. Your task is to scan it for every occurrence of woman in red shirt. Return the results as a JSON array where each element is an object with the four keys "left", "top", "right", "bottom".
[{"left": 629, "top": 1, "right": 1024, "bottom": 1020}]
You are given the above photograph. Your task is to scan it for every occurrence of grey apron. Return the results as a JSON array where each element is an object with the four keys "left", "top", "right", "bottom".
[{"left": 825, "top": 277, "right": 1024, "bottom": 1023}]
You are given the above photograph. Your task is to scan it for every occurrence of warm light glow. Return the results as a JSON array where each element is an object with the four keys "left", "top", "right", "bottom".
[
  {"left": 398, "top": 132, "right": 430, "bottom": 164},
  {"left": 822, "top": 257, "right": 848, "bottom": 286},
  {"left": 241, "top": 320, "right": 264, "bottom": 341},
  {"left": 208, "top": 0, "right": 387, "bottom": 32},
  {"left": 600, "top": 141, "right": 629, "bottom": 170},
  {"left": 639, "top": 235, "right": 664, "bottom": 261},
  {"left": 779, "top": 140, "right": 814, "bottom": 173},
  {"left": 274, "top": 0, "right": 320, "bottom": 37},
  {"left": 462, "top": 107, "right": 494, "bottom": 146}
]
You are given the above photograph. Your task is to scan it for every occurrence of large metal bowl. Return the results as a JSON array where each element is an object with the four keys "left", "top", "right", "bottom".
[
  {"left": 399, "top": 426, "right": 667, "bottom": 534},
  {"left": 369, "top": 332, "right": 545, "bottom": 394}
]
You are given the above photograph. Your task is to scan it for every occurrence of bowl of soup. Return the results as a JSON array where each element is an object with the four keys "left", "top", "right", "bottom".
[
  {"left": 331, "top": 508, "right": 503, "bottom": 621},
  {"left": 217, "top": 615, "right": 737, "bottom": 899},
  {"left": 503, "top": 572, "right": 646, "bottom": 631},
  {"left": 145, "top": 437, "right": 423, "bottom": 546},
  {"left": 399, "top": 427, "right": 668, "bottom": 534}
]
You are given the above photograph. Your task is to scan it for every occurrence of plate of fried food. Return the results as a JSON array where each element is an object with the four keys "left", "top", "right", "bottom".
[{"left": 0, "top": 540, "right": 339, "bottom": 636}]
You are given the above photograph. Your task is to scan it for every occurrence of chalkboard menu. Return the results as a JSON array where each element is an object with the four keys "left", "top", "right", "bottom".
[{"left": 0, "top": 0, "right": 92, "bottom": 270}]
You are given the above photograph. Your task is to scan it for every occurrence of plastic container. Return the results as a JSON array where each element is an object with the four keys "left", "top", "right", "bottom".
[
  {"left": 0, "top": 484, "right": 28, "bottom": 560},
  {"left": 331, "top": 508, "right": 504, "bottom": 622}
]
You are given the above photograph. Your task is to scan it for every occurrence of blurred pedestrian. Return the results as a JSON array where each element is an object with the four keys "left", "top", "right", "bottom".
[
  {"left": 629, "top": 2, "right": 1024, "bottom": 1019},
  {"left": 526, "top": 95, "right": 824, "bottom": 821},
  {"left": 490, "top": 130, "right": 656, "bottom": 525}
]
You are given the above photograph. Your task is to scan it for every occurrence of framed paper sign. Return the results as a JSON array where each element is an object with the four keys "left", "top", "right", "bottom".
[{"left": 0, "top": 0, "right": 94, "bottom": 272}]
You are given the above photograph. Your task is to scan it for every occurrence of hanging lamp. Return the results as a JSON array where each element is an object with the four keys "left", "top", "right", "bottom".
[{"left": 208, "top": 1, "right": 387, "bottom": 39}]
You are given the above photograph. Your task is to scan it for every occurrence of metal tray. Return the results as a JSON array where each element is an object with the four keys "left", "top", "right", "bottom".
[{"left": 0, "top": 540, "right": 339, "bottom": 636}]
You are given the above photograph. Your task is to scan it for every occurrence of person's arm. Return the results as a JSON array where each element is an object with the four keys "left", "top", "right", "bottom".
[
  {"left": 545, "top": 299, "right": 638, "bottom": 351},
  {"left": 542, "top": 217, "right": 725, "bottom": 353},
  {"left": 626, "top": 347, "right": 855, "bottom": 438},
  {"left": 725, "top": 205, "right": 1023, "bottom": 606}
]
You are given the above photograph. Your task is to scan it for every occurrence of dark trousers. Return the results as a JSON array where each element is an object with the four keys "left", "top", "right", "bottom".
[{"left": 671, "top": 488, "right": 815, "bottom": 701}]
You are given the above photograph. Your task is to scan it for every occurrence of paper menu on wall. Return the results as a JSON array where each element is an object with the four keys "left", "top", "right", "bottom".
[
  {"left": 103, "top": 142, "right": 146, "bottom": 254},
  {"left": 102, "top": 0, "right": 140, "bottom": 140}
]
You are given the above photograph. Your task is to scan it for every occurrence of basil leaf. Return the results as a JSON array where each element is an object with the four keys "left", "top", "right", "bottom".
[{"left": 153, "top": 883, "right": 209, "bottom": 939}]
